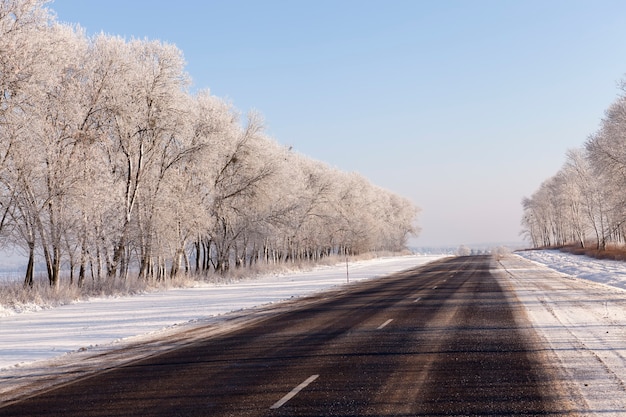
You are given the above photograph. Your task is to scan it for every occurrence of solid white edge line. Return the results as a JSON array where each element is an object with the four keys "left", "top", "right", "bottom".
[
  {"left": 377, "top": 319, "right": 393, "bottom": 330},
  {"left": 270, "top": 374, "right": 319, "bottom": 409}
]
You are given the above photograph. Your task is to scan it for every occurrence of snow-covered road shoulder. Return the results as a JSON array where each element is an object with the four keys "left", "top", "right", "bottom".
[{"left": 497, "top": 253, "right": 626, "bottom": 416}]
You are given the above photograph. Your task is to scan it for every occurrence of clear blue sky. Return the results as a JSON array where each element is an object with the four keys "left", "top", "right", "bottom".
[{"left": 50, "top": 0, "right": 626, "bottom": 247}]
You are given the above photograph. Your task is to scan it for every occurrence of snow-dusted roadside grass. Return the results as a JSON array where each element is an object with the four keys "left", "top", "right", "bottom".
[
  {"left": 0, "top": 252, "right": 409, "bottom": 317},
  {"left": 0, "top": 272, "right": 195, "bottom": 317},
  {"left": 497, "top": 252, "right": 626, "bottom": 416}
]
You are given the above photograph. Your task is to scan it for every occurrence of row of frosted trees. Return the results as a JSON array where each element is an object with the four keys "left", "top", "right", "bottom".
[
  {"left": 0, "top": 0, "right": 420, "bottom": 287},
  {"left": 521, "top": 82, "right": 626, "bottom": 250}
]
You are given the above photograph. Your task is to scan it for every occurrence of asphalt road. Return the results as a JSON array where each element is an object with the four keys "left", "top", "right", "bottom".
[{"left": 0, "top": 256, "right": 572, "bottom": 416}]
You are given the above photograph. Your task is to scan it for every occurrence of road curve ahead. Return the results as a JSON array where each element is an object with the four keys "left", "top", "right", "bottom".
[{"left": 0, "top": 256, "right": 572, "bottom": 416}]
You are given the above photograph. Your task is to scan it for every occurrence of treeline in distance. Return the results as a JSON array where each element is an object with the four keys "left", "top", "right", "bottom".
[{"left": 521, "top": 78, "right": 626, "bottom": 251}]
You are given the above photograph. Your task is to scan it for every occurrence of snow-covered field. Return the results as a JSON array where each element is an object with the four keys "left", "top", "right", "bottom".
[{"left": 3, "top": 250, "right": 626, "bottom": 414}]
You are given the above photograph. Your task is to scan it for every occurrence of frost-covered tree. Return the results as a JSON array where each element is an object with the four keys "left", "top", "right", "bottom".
[
  {"left": 97, "top": 38, "right": 192, "bottom": 280},
  {"left": 204, "top": 112, "right": 274, "bottom": 272},
  {"left": 25, "top": 24, "right": 93, "bottom": 287},
  {"left": 0, "top": 0, "right": 53, "bottom": 280},
  {"left": 562, "top": 148, "right": 606, "bottom": 249}
]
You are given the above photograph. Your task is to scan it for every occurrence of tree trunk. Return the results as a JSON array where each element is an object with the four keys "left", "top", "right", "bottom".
[
  {"left": 23, "top": 242, "right": 35, "bottom": 288},
  {"left": 183, "top": 249, "right": 190, "bottom": 274},
  {"left": 78, "top": 241, "right": 87, "bottom": 288},
  {"left": 194, "top": 240, "right": 201, "bottom": 273},
  {"left": 171, "top": 248, "right": 182, "bottom": 277},
  {"left": 51, "top": 246, "right": 61, "bottom": 289}
]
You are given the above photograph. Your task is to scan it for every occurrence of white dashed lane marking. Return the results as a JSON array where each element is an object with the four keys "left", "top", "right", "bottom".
[
  {"left": 377, "top": 319, "right": 393, "bottom": 330},
  {"left": 270, "top": 374, "right": 319, "bottom": 409}
]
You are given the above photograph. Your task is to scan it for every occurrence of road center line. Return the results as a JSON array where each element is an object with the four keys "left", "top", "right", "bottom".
[
  {"left": 377, "top": 319, "right": 393, "bottom": 330},
  {"left": 270, "top": 374, "right": 319, "bottom": 409}
]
